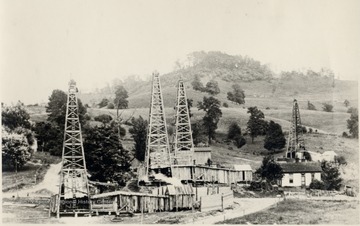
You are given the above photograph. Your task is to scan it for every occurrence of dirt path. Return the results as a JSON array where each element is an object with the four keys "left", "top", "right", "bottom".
[
  {"left": 2, "top": 162, "right": 62, "bottom": 198},
  {"left": 188, "top": 198, "right": 281, "bottom": 224}
]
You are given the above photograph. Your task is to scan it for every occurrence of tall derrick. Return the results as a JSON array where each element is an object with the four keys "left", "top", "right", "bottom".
[
  {"left": 173, "top": 79, "right": 194, "bottom": 165},
  {"left": 144, "top": 71, "right": 172, "bottom": 178},
  {"left": 57, "top": 80, "right": 91, "bottom": 217},
  {"left": 286, "top": 99, "right": 306, "bottom": 159}
]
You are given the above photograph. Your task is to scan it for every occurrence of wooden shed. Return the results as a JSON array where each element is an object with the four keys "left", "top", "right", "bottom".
[{"left": 193, "top": 147, "right": 212, "bottom": 165}]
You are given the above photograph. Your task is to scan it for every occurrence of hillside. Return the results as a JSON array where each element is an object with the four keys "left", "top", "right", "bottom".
[{"left": 78, "top": 51, "right": 358, "bottom": 113}]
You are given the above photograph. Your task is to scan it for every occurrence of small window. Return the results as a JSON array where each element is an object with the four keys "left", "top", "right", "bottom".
[{"left": 289, "top": 173, "right": 294, "bottom": 183}]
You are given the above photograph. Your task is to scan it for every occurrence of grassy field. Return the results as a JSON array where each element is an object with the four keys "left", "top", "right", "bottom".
[
  {"left": 218, "top": 199, "right": 359, "bottom": 225},
  {"left": 2, "top": 152, "right": 61, "bottom": 192}
]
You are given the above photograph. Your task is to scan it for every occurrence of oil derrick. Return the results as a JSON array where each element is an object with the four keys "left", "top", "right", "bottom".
[
  {"left": 144, "top": 71, "right": 172, "bottom": 179},
  {"left": 173, "top": 79, "right": 194, "bottom": 165},
  {"left": 57, "top": 80, "right": 91, "bottom": 217},
  {"left": 286, "top": 99, "right": 306, "bottom": 159}
]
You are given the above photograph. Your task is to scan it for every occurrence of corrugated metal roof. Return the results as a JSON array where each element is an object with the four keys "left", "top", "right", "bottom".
[
  {"left": 233, "top": 165, "right": 252, "bottom": 171},
  {"left": 279, "top": 162, "right": 322, "bottom": 173}
]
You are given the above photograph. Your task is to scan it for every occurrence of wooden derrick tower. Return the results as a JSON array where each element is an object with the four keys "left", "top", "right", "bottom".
[
  {"left": 173, "top": 79, "right": 194, "bottom": 165},
  {"left": 144, "top": 71, "right": 172, "bottom": 178},
  {"left": 57, "top": 80, "right": 91, "bottom": 217},
  {"left": 286, "top": 99, "right": 306, "bottom": 159}
]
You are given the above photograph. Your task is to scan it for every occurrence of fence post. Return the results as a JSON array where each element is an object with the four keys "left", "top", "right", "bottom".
[
  {"left": 221, "top": 193, "right": 224, "bottom": 212},
  {"left": 200, "top": 196, "right": 202, "bottom": 212}
]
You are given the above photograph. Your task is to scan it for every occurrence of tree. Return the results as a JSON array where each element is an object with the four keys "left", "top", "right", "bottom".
[
  {"left": 46, "top": 89, "right": 87, "bottom": 129},
  {"left": 187, "top": 98, "right": 193, "bottom": 118},
  {"left": 347, "top": 107, "right": 358, "bottom": 138},
  {"left": 264, "top": 121, "right": 286, "bottom": 151},
  {"left": 191, "top": 121, "right": 207, "bottom": 146},
  {"left": 321, "top": 161, "right": 342, "bottom": 190},
  {"left": 34, "top": 121, "right": 62, "bottom": 155},
  {"left": 227, "top": 122, "right": 242, "bottom": 140},
  {"left": 205, "top": 80, "right": 220, "bottom": 95},
  {"left": 1, "top": 102, "right": 31, "bottom": 130},
  {"left": 114, "top": 85, "right": 129, "bottom": 109},
  {"left": 83, "top": 125, "right": 132, "bottom": 186},
  {"left": 191, "top": 75, "right": 205, "bottom": 92},
  {"left": 322, "top": 103, "right": 333, "bottom": 112},
  {"left": 94, "top": 114, "right": 113, "bottom": 124},
  {"left": 344, "top": 99, "right": 350, "bottom": 107},
  {"left": 98, "top": 98, "right": 109, "bottom": 108},
  {"left": 2, "top": 128, "right": 32, "bottom": 171},
  {"left": 256, "top": 155, "right": 283, "bottom": 184},
  {"left": 227, "top": 84, "right": 245, "bottom": 105},
  {"left": 246, "top": 107, "right": 267, "bottom": 143},
  {"left": 307, "top": 101, "right": 316, "bottom": 110},
  {"left": 198, "top": 96, "right": 222, "bottom": 144},
  {"left": 128, "top": 116, "right": 148, "bottom": 161}
]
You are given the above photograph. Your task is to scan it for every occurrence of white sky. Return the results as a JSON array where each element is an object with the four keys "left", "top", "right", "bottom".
[{"left": 1, "top": 0, "right": 360, "bottom": 104}]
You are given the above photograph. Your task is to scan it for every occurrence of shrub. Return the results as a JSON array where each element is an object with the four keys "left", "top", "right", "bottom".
[
  {"left": 309, "top": 179, "right": 324, "bottom": 190},
  {"left": 342, "top": 132, "right": 348, "bottom": 138},
  {"left": 303, "top": 151, "right": 312, "bottom": 161},
  {"left": 307, "top": 101, "right": 317, "bottom": 110},
  {"left": 234, "top": 134, "right": 246, "bottom": 148},
  {"left": 322, "top": 103, "right": 333, "bottom": 112},
  {"left": 223, "top": 102, "right": 229, "bottom": 108},
  {"left": 94, "top": 114, "right": 113, "bottom": 124},
  {"left": 107, "top": 103, "right": 115, "bottom": 109}
]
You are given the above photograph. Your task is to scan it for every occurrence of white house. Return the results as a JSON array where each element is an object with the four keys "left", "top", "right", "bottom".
[{"left": 279, "top": 162, "right": 322, "bottom": 188}]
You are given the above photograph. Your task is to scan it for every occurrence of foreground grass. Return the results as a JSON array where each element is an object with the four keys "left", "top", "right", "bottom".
[{"left": 218, "top": 199, "right": 359, "bottom": 225}]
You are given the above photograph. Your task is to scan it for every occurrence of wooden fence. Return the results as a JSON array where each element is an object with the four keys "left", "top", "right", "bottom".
[{"left": 199, "top": 189, "right": 234, "bottom": 212}]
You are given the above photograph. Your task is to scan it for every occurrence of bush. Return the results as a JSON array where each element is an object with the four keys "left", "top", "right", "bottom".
[
  {"left": 303, "top": 151, "right": 312, "bottom": 161},
  {"left": 307, "top": 101, "right": 317, "bottom": 110},
  {"left": 342, "top": 132, "right": 348, "bottom": 138},
  {"left": 223, "top": 102, "right": 229, "bottom": 108},
  {"left": 227, "top": 122, "right": 241, "bottom": 140},
  {"left": 308, "top": 128, "right": 313, "bottom": 133},
  {"left": 309, "top": 179, "right": 324, "bottom": 190},
  {"left": 94, "top": 114, "right": 113, "bottom": 124},
  {"left": 107, "top": 103, "right": 115, "bottom": 109},
  {"left": 322, "top": 103, "right": 333, "bottom": 112},
  {"left": 234, "top": 134, "right": 246, "bottom": 148}
]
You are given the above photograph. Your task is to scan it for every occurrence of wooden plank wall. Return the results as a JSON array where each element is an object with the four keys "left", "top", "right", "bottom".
[
  {"left": 172, "top": 166, "right": 251, "bottom": 184},
  {"left": 91, "top": 190, "right": 194, "bottom": 214}
]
